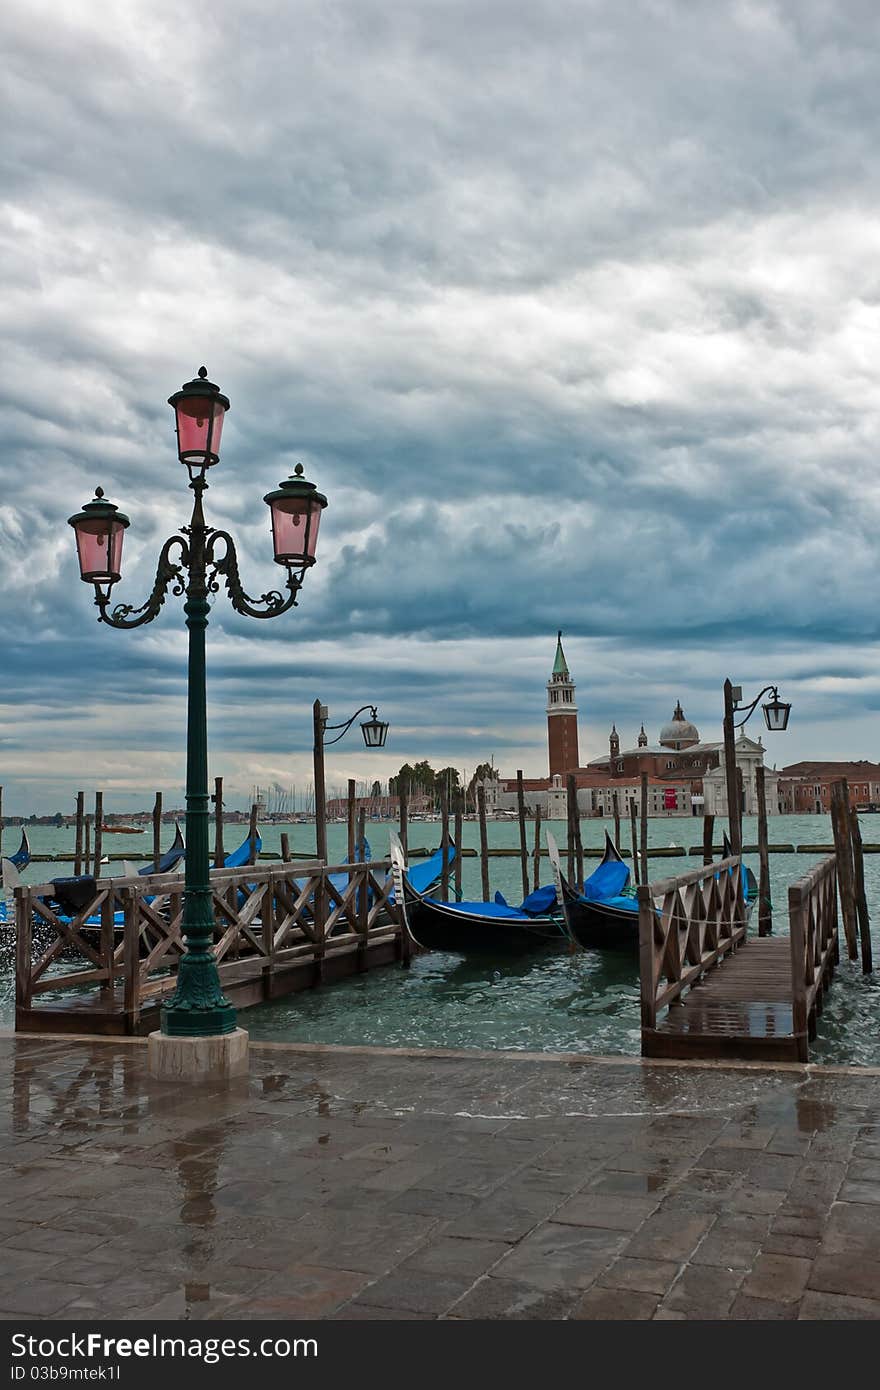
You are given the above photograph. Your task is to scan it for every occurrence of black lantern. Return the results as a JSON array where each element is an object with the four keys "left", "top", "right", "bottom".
[
  {"left": 762, "top": 692, "right": 791, "bottom": 732},
  {"left": 361, "top": 711, "right": 389, "bottom": 748}
]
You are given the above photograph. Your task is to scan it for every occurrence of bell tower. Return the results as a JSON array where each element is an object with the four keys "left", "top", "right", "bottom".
[{"left": 546, "top": 631, "right": 579, "bottom": 777}]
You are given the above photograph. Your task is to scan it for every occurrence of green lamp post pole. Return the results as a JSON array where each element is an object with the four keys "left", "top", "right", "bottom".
[
  {"left": 68, "top": 368, "right": 328, "bottom": 1038},
  {"left": 170, "top": 473, "right": 234, "bottom": 1033}
]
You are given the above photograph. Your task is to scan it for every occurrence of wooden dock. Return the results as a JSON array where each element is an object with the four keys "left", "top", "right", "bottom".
[
  {"left": 14, "top": 858, "right": 408, "bottom": 1036},
  {"left": 639, "top": 854, "right": 839, "bottom": 1062}
]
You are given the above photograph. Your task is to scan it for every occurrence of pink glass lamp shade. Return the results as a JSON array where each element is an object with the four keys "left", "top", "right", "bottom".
[
  {"left": 67, "top": 489, "right": 130, "bottom": 584},
  {"left": 167, "top": 367, "right": 229, "bottom": 470},
  {"left": 263, "top": 464, "right": 328, "bottom": 567}
]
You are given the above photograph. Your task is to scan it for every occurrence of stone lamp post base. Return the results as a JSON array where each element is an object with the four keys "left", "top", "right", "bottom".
[{"left": 147, "top": 1028, "right": 250, "bottom": 1082}]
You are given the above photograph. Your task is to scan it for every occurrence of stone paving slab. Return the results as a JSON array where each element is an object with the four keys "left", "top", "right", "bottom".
[{"left": 1, "top": 1035, "right": 880, "bottom": 1320}]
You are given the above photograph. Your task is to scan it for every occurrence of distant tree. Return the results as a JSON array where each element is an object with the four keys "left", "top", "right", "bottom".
[
  {"left": 389, "top": 763, "right": 415, "bottom": 797},
  {"left": 411, "top": 761, "right": 435, "bottom": 794},
  {"left": 431, "top": 767, "right": 461, "bottom": 809}
]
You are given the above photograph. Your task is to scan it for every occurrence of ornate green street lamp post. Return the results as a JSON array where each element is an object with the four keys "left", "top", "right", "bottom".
[{"left": 68, "top": 368, "right": 327, "bottom": 1038}]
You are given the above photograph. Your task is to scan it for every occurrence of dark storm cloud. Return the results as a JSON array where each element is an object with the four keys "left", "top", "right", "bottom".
[{"left": 3, "top": 0, "right": 880, "bottom": 810}]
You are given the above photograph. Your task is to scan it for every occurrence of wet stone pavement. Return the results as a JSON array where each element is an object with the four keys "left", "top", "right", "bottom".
[{"left": 1, "top": 1035, "right": 879, "bottom": 1320}]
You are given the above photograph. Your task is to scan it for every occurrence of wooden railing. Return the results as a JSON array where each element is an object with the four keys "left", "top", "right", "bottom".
[
  {"left": 15, "top": 858, "right": 402, "bottom": 1030},
  {"left": 638, "top": 855, "right": 747, "bottom": 1031},
  {"left": 788, "top": 855, "right": 838, "bottom": 1061}
]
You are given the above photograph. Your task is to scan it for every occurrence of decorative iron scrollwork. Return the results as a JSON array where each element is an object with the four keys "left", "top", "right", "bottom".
[
  {"left": 206, "top": 529, "right": 301, "bottom": 619},
  {"left": 96, "top": 536, "right": 189, "bottom": 629}
]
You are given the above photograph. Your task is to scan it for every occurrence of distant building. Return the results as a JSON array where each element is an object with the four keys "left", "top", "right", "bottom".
[
  {"left": 495, "top": 633, "right": 779, "bottom": 817},
  {"left": 777, "top": 762, "right": 880, "bottom": 815},
  {"left": 546, "top": 631, "right": 579, "bottom": 777}
]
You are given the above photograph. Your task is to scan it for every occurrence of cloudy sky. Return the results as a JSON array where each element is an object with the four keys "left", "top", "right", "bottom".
[{"left": 3, "top": 0, "right": 880, "bottom": 813}]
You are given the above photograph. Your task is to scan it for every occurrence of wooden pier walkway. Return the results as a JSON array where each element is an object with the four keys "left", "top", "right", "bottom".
[
  {"left": 639, "top": 855, "right": 839, "bottom": 1062},
  {"left": 14, "top": 858, "right": 407, "bottom": 1036}
]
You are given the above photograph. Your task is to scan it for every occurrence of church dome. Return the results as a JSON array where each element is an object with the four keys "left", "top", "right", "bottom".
[{"left": 659, "top": 700, "right": 700, "bottom": 750}]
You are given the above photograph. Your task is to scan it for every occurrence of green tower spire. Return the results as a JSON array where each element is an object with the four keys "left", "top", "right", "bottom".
[{"left": 552, "top": 630, "right": 569, "bottom": 676}]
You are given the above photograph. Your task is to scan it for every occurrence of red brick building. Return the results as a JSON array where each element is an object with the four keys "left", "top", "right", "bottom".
[
  {"left": 546, "top": 631, "right": 579, "bottom": 776},
  {"left": 778, "top": 762, "right": 880, "bottom": 815}
]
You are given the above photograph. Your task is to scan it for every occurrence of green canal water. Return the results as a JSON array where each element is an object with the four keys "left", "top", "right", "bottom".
[{"left": 2, "top": 815, "right": 879, "bottom": 1064}]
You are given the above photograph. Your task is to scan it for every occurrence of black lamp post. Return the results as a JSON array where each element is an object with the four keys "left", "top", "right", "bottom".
[
  {"left": 68, "top": 368, "right": 327, "bottom": 1039},
  {"left": 312, "top": 701, "right": 388, "bottom": 863},
  {"left": 722, "top": 679, "right": 791, "bottom": 856}
]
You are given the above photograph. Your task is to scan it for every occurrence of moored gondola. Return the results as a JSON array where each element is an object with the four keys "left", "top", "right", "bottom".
[
  {"left": 547, "top": 831, "right": 758, "bottom": 952},
  {"left": 0, "top": 829, "right": 30, "bottom": 887},
  {"left": 390, "top": 833, "right": 568, "bottom": 955},
  {"left": 722, "top": 833, "right": 759, "bottom": 905},
  {"left": 547, "top": 831, "right": 641, "bottom": 950}
]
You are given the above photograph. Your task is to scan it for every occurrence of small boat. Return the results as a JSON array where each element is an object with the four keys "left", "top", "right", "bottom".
[
  {"left": 387, "top": 841, "right": 455, "bottom": 902},
  {"left": 0, "top": 828, "right": 30, "bottom": 895},
  {"left": 137, "top": 823, "right": 186, "bottom": 876},
  {"left": 9, "top": 829, "right": 31, "bottom": 870},
  {"left": 101, "top": 825, "right": 144, "bottom": 834},
  {"left": 1, "top": 829, "right": 30, "bottom": 886},
  {"left": 391, "top": 833, "right": 568, "bottom": 956}
]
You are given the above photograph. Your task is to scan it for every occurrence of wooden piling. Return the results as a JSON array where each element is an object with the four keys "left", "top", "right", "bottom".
[
  {"left": 576, "top": 801, "right": 585, "bottom": 888},
  {"left": 248, "top": 803, "right": 259, "bottom": 866},
  {"left": 640, "top": 772, "right": 649, "bottom": 887},
  {"left": 74, "top": 791, "right": 84, "bottom": 876},
  {"left": 756, "top": 764, "right": 772, "bottom": 936},
  {"left": 212, "top": 779, "right": 223, "bottom": 868},
  {"left": 280, "top": 832, "right": 290, "bottom": 862},
  {"left": 533, "top": 804, "right": 542, "bottom": 892},
  {"left": 612, "top": 791, "right": 620, "bottom": 853},
  {"left": 93, "top": 792, "right": 103, "bottom": 879},
  {"left": 567, "top": 774, "right": 584, "bottom": 888},
  {"left": 702, "top": 813, "right": 715, "bottom": 866},
  {"left": 565, "top": 779, "right": 576, "bottom": 883},
  {"left": 453, "top": 793, "right": 462, "bottom": 900},
  {"left": 100, "top": 887, "right": 115, "bottom": 1002},
  {"left": 347, "top": 780, "right": 356, "bottom": 866},
  {"left": 737, "top": 766, "right": 745, "bottom": 822},
  {"left": 84, "top": 815, "right": 91, "bottom": 876},
  {"left": 830, "top": 780, "right": 858, "bottom": 961},
  {"left": 850, "top": 806, "right": 873, "bottom": 975},
  {"left": 0, "top": 786, "right": 3, "bottom": 863},
  {"left": 477, "top": 783, "right": 490, "bottom": 900},
  {"left": 399, "top": 782, "right": 408, "bottom": 857},
  {"left": 153, "top": 793, "right": 163, "bottom": 875},
  {"left": 439, "top": 783, "right": 450, "bottom": 902},
  {"left": 516, "top": 770, "right": 529, "bottom": 901},
  {"left": 357, "top": 806, "right": 366, "bottom": 863},
  {"left": 630, "top": 800, "right": 640, "bottom": 885}
]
